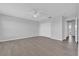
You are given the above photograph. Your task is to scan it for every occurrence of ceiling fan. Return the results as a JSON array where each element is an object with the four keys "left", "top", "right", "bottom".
[
  {"left": 29, "top": 8, "right": 48, "bottom": 18},
  {"left": 32, "top": 8, "right": 40, "bottom": 18}
]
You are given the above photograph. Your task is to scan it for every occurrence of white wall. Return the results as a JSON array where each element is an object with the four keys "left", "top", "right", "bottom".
[
  {"left": 0, "top": 14, "right": 63, "bottom": 42},
  {"left": 39, "top": 22, "right": 51, "bottom": 37},
  {"left": 62, "top": 17, "right": 67, "bottom": 40},
  {"left": 39, "top": 16, "right": 63, "bottom": 41},
  {"left": 0, "top": 14, "right": 39, "bottom": 42},
  {"left": 51, "top": 17, "right": 63, "bottom": 40}
]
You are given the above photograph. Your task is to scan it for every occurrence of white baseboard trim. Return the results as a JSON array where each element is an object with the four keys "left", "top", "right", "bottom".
[
  {"left": 0, "top": 36, "right": 62, "bottom": 42},
  {"left": 48, "top": 37, "right": 62, "bottom": 41},
  {"left": 38, "top": 35, "right": 62, "bottom": 41},
  {"left": 0, "top": 36, "right": 38, "bottom": 42}
]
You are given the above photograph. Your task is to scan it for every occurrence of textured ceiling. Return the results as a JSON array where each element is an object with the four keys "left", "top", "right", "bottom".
[{"left": 0, "top": 3, "right": 78, "bottom": 22}]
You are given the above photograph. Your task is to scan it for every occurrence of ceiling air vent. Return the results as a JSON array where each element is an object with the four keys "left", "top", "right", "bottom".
[{"left": 48, "top": 16, "right": 52, "bottom": 19}]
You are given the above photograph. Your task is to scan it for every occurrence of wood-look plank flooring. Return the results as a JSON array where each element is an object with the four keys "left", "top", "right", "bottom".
[{"left": 0, "top": 36, "right": 78, "bottom": 56}]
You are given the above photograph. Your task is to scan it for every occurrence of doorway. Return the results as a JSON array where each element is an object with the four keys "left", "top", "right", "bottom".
[{"left": 67, "top": 20, "right": 75, "bottom": 42}]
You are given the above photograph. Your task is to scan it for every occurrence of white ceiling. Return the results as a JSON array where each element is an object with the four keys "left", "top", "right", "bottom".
[{"left": 0, "top": 3, "right": 78, "bottom": 22}]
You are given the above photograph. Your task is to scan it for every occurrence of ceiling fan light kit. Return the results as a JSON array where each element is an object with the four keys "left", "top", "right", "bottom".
[{"left": 33, "top": 12, "right": 39, "bottom": 18}]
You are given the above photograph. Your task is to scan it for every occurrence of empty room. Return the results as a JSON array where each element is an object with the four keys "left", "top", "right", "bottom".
[{"left": 0, "top": 3, "right": 79, "bottom": 56}]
